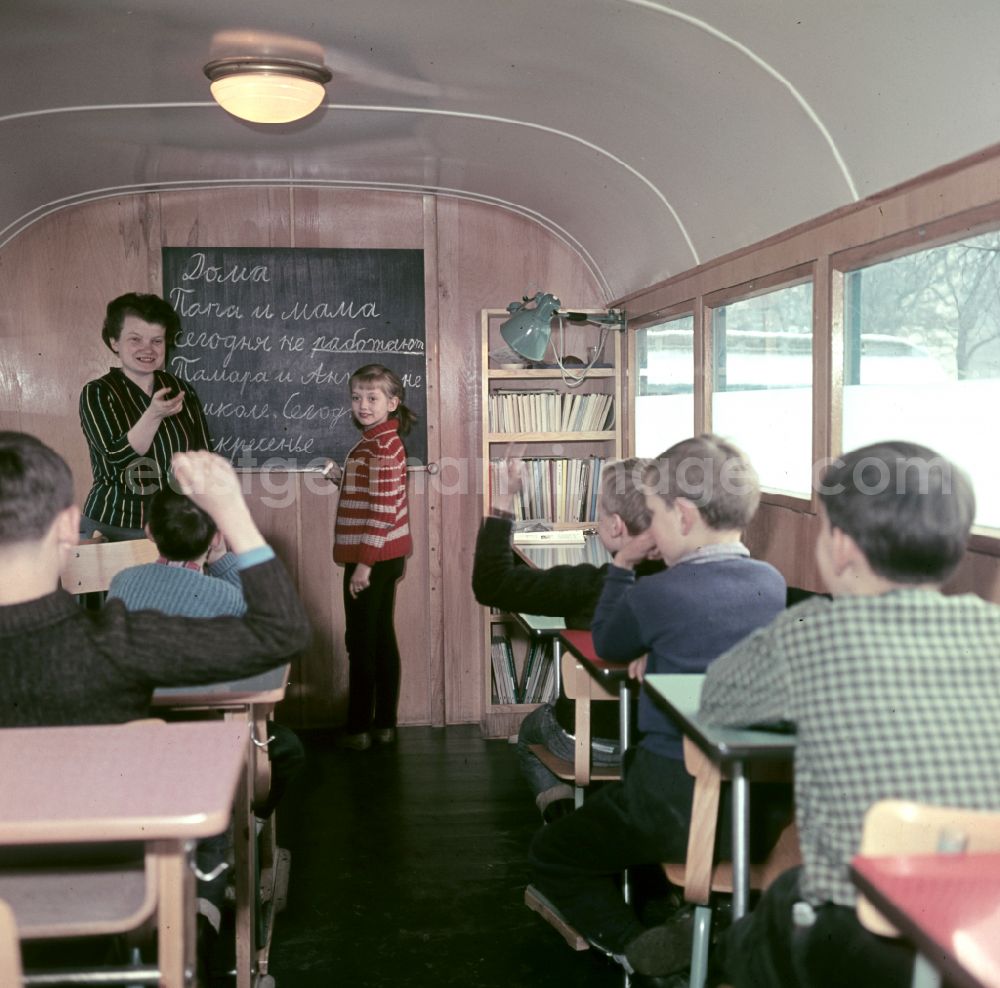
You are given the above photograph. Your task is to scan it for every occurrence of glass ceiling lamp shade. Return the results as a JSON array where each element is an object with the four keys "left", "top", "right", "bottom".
[
  {"left": 500, "top": 292, "right": 563, "bottom": 361},
  {"left": 204, "top": 57, "right": 332, "bottom": 124}
]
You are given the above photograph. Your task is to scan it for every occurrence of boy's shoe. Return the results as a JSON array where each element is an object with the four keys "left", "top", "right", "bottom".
[
  {"left": 624, "top": 909, "right": 695, "bottom": 977},
  {"left": 339, "top": 731, "right": 372, "bottom": 751},
  {"left": 372, "top": 727, "right": 396, "bottom": 744},
  {"left": 541, "top": 797, "right": 575, "bottom": 825}
]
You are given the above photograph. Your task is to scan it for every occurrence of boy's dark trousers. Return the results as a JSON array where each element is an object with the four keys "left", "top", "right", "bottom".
[
  {"left": 342, "top": 557, "right": 405, "bottom": 733},
  {"left": 712, "top": 866, "right": 915, "bottom": 988}
]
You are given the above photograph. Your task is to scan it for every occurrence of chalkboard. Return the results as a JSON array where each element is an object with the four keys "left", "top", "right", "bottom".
[{"left": 161, "top": 247, "right": 426, "bottom": 468}]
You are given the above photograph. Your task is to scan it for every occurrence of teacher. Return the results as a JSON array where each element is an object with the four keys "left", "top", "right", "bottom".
[{"left": 79, "top": 292, "right": 211, "bottom": 541}]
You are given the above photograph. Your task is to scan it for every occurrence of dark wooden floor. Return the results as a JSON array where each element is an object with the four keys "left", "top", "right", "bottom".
[{"left": 267, "top": 724, "right": 628, "bottom": 988}]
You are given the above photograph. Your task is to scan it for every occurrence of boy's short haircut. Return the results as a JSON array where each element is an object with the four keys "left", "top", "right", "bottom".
[
  {"left": 818, "top": 440, "right": 974, "bottom": 584},
  {"left": 145, "top": 487, "right": 217, "bottom": 562},
  {"left": 600, "top": 458, "right": 653, "bottom": 534},
  {"left": 0, "top": 432, "right": 75, "bottom": 545},
  {"left": 642, "top": 434, "right": 760, "bottom": 531}
]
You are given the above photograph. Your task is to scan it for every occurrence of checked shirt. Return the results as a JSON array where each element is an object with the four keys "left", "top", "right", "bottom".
[{"left": 699, "top": 589, "right": 1000, "bottom": 906}]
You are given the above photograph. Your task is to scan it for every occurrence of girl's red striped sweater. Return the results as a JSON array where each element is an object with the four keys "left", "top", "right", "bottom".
[{"left": 333, "top": 419, "right": 412, "bottom": 567}]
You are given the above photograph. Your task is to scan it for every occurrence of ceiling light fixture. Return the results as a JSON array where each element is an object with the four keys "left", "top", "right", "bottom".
[{"left": 204, "top": 56, "right": 332, "bottom": 124}]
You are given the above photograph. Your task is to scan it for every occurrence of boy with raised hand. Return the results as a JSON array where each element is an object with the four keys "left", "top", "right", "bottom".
[
  {"left": 0, "top": 432, "right": 310, "bottom": 726},
  {"left": 699, "top": 441, "right": 1000, "bottom": 988},
  {"left": 528, "top": 434, "right": 788, "bottom": 982},
  {"left": 473, "top": 455, "right": 659, "bottom": 822}
]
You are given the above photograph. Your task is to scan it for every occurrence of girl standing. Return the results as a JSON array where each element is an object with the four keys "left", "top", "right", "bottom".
[{"left": 331, "top": 364, "right": 415, "bottom": 750}]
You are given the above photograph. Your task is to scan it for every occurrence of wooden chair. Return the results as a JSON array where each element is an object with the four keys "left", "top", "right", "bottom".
[
  {"left": 60, "top": 537, "right": 159, "bottom": 595},
  {"left": 527, "top": 649, "right": 621, "bottom": 808},
  {"left": 856, "top": 799, "right": 1000, "bottom": 988},
  {"left": 662, "top": 738, "right": 800, "bottom": 988},
  {"left": 0, "top": 898, "right": 22, "bottom": 987}
]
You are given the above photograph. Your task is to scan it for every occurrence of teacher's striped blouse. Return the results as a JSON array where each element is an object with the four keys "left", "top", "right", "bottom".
[{"left": 79, "top": 367, "right": 211, "bottom": 529}]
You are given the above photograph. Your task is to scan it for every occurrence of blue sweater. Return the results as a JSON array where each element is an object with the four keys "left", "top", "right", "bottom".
[
  {"left": 108, "top": 553, "right": 247, "bottom": 618},
  {"left": 591, "top": 547, "right": 786, "bottom": 759}
]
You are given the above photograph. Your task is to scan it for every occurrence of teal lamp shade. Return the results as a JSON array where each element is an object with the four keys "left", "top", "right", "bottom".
[{"left": 499, "top": 292, "right": 562, "bottom": 361}]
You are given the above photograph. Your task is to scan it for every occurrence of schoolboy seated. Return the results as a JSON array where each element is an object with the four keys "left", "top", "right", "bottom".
[
  {"left": 528, "top": 434, "right": 789, "bottom": 980},
  {"left": 0, "top": 431, "right": 310, "bottom": 726},
  {"left": 107, "top": 485, "right": 305, "bottom": 821},
  {"left": 472, "top": 456, "right": 659, "bottom": 822},
  {"left": 472, "top": 458, "right": 663, "bottom": 823},
  {"left": 698, "top": 440, "right": 1000, "bottom": 988}
]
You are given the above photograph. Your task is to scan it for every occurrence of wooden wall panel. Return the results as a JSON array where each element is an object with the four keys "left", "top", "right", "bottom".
[{"left": 0, "top": 186, "right": 602, "bottom": 728}]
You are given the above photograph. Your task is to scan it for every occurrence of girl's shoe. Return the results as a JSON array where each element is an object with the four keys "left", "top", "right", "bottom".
[
  {"left": 372, "top": 728, "right": 396, "bottom": 744},
  {"left": 340, "top": 731, "right": 372, "bottom": 751}
]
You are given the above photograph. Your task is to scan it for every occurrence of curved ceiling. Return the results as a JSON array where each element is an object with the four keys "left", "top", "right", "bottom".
[{"left": 1, "top": 0, "right": 998, "bottom": 300}]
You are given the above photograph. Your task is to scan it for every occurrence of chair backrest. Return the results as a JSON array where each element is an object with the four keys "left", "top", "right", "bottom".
[
  {"left": 0, "top": 898, "right": 22, "bottom": 986},
  {"left": 857, "top": 799, "right": 1000, "bottom": 936},
  {"left": 60, "top": 538, "right": 159, "bottom": 595}
]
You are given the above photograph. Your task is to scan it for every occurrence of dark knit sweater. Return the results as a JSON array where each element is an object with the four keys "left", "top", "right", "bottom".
[
  {"left": 0, "top": 556, "right": 310, "bottom": 726},
  {"left": 472, "top": 514, "right": 618, "bottom": 738}
]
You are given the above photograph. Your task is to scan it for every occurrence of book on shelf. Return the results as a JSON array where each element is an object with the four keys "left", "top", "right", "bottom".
[
  {"left": 492, "top": 456, "right": 606, "bottom": 525},
  {"left": 513, "top": 529, "right": 586, "bottom": 545},
  {"left": 521, "top": 639, "right": 558, "bottom": 704},
  {"left": 489, "top": 390, "right": 613, "bottom": 434},
  {"left": 490, "top": 634, "right": 518, "bottom": 704}
]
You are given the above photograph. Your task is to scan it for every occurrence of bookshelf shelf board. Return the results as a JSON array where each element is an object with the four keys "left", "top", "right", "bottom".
[
  {"left": 487, "top": 431, "right": 616, "bottom": 442},
  {"left": 488, "top": 368, "right": 615, "bottom": 379}
]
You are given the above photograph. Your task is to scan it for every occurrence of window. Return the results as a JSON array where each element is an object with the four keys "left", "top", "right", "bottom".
[
  {"left": 634, "top": 314, "right": 695, "bottom": 456},
  {"left": 842, "top": 230, "right": 1000, "bottom": 528},
  {"left": 710, "top": 282, "right": 813, "bottom": 496}
]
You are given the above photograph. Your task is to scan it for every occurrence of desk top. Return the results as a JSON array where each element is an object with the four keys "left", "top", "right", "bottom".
[
  {"left": 0, "top": 720, "right": 247, "bottom": 844},
  {"left": 153, "top": 663, "right": 290, "bottom": 708},
  {"left": 644, "top": 673, "right": 797, "bottom": 761},
  {"left": 560, "top": 628, "right": 631, "bottom": 685},
  {"left": 510, "top": 612, "right": 566, "bottom": 637},
  {"left": 513, "top": 534, "right": 612, "bottom": 570},
  {"left": 850, "top": 852, "right": 1000, "bottom": 988}
]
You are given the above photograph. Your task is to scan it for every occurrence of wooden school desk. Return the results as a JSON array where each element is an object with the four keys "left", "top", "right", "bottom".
[
  {"left": 154, "top": 663, "right": 291, "bottom": 988},
  {"left": 0, "top": 719, "right": 247, "bottom": 987},
  {"left": 850, "top": 851, "right": 1000, "bottom": 988},
  {"left": 559, "top": 627, "right": 635, "bottom": 755},
  {"left": 643, "top": 673, "right": 797, "bottom": 920}
]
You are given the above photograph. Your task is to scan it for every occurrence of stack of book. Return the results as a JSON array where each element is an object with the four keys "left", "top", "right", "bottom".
[
  {"left": 489, "top": 390, "right": 614, "bottom": 433},
  {"left": 490, "top": 634, "right": 558, "bottom": 704}
]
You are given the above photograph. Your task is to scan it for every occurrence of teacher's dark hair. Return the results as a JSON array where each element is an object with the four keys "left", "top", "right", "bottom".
[
  {"left": 0, "top": 431, "right": 75, "bottom": 545},
  {"left": 102, "top": 293, "right": 182, "bottom": 353}
]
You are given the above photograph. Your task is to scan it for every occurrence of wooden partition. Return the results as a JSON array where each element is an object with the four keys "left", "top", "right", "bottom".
[{"left": 0, "top": 188, "right": 603, "bottom": 727}]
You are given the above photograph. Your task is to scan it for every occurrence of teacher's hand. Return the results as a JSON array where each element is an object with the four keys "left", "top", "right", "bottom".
[{"left": 149, "top": 385, "right": 185, "bottom": 420}]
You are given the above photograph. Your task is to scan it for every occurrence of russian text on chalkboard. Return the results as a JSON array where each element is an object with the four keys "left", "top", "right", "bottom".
[{"left": 161, "top": 247, "right": 427, "bottom": 468}]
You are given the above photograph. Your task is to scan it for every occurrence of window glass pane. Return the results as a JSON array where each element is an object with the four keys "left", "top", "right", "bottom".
[
  {"left": 634, "top": 315, "right": 695, "bottom": 456},
  {"left": 843, "top": 230, "right": 1000, "bottom": 528},
  {"left": 711, "top": 282, "right": 813, "bottom": 496}
]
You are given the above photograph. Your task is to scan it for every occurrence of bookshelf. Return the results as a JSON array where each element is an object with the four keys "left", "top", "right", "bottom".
[{"left": 479, "top": 307, "right": 624, "bottom": 738}]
